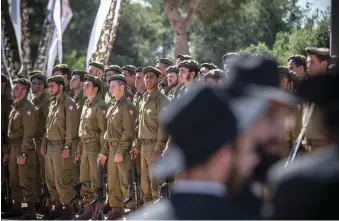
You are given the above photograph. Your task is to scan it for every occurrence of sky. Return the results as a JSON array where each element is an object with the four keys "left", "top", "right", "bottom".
[{"left": 297, "top": 0, "right": 331, "bottom": 13}]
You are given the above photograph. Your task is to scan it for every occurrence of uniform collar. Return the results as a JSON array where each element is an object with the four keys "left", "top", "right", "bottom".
[
  {"left": 32, "top": 90, "right": 49, "bottom": 104},
  {"left": 136, "top": 89, "right": 146, "bottom": 96},
  {"left": 51, "top": 92, "right": 67, "bottom": 103},
  {"left": 13, "top": 97, "right": 27, "bottom": 108},
  {"left": 85, "top": 95, "right": 101, "bottom": 106},
  {"left": 173, "top": 180, "right": 226, "bottom": 197},
  {"left": 115, "top": 95, "right": 127, "bottom": 104},
  {"left": 147, "top": 89, "right": 161, "bottom": 99}
]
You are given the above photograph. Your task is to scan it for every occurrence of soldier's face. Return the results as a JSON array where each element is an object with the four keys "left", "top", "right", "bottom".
[
  {"left": 307, "top": 55, "right": 328, "bottom": 76},
  {"left": 88, "top": 66, "right": 96, "bottom": 76},
  {"left": 70, "top": 75, "right": 81, "bottom": 90},
  {"left": 109, "top": 81, "right": 124, "bottom": 98},
  {"left": 280, "top": 77, "right": 289, "bottom": 91},
  {"left": 288, "top": 63, "right": 306, "bottom": 79},
  {"left": 106, "top": 71, "right": 117, "bottom": 81},
  {"left": 12, "top": 83, "right": 26, "bottom": 99},
  {"left": 135, "top": 72, "right": 145, "bottom": 90},
  {"left": 156, "top": 63, "right": 167, "bottom": 82},
  {"left": 83, "top": 81, "right": 97, "bottom": 97},
  {"left": 167, "top": 73, "right": 178, "bottom": 87},
  {"left": 54, "top": 71, "right": 69, "bottom": 86},
  {"left": 48, "top": 82, "right": 62, "bottom": 97},
  {"left": 144, "top": 72, "right": 158, "bottom": 90},
  {"left": 123, "top": 71, "right": 135, "bottom": 87},
  {"left": 31, "top": 79, "right": 44, "bottom": 94},
  {"left": 179, "top": 67, "right": 191, "bottom": 84},
  {"left": 200, "top": 67, "right": 209, "bottom": 76}
]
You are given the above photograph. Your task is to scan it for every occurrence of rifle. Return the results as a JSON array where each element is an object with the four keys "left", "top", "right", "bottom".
[
  {"left": 70, "top": 160, "right": 84, "bottom": 214},
  {"left": 155, "top": 176, "right": 173, "bottom": 203},
  {"left": 123, "top": 157, "right": 142, "bottom": 210},
  {"left": 38, "top": 183, "right": 51, "bottom": 215},
  {"left": 90, "top": 166, "right": 106, "bottom": 220},
  {"left": 285, "top": 103, "right": 316, "bottom": 167},
  {"left": 1, "top": 163, "right": 13, "bottom": 212}
]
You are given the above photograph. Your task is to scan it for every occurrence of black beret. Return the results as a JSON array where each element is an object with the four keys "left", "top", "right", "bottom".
[
  {"left": 2, "top": 74, "right": 9, "bottom": 83},
  {"left": 305, "top": 47, "right": 330, "bottom": 56},
  {"left": 201, "top": 63, "right": 218, "bottom": 70},
  {"left": 108, "top": 74, "right": 127, "bottom": 85},
  {"left": 166, "top": 65, "right": 179, "bottom": 74},
  {"left": 178, "top": 59, "right": 200, "bottom": 71},
  {"left": 204, "top": 69, "right": 224, "bottom": 80},
  {"left": 13, "top": 78, "right": 30, "bottom": 88},
  {"left": 177, "top": 54, "right": 192, "bottom": 61},
  {"left": 84, "top": 74, "right": 102, "bottom": 92},
  {"left": 142, "top": 66, "right": 162, "bottom": 77},
  {"left": 47, "top": 75, "right": 65, "bottom": 85},
  {"left": 72, "top": 70, "right": 87, "bottom": 81},
  {"left": 29, "top": 70, "right": 43, "bottom": 77},
  {"left": 105, "top": 65, "right": 122, "bottom": 74},
  {"left": 136, "top": 67, "right": 144, "bottom": 73},
  {"left": 89, "top": 61, "right": 105, "bottom": 71},
  {"left": 122, "top": 65, "right": 136, "bottom": 74},
  {"left": 156, "top": 58, "right": 174, "bottom": 66},
  {"left": 52, "top": 64, "right": 70, "bottom": 76}
]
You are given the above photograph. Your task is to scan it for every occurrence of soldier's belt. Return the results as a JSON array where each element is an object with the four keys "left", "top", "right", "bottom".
[
  {"left": 308, "top": 139, "right": 329, "bottom": 147},
  {"left": 82, "top": 137, "right": 100, "bottom": 144},
  {"left": 106, "top": 138, "right": 119, "bottom": 142},
  {"left": 47, "top": 140, "right": 65, "bottom": 146},
  {"left": 140, "top": 139, "right": 157, "bottom": 145}
]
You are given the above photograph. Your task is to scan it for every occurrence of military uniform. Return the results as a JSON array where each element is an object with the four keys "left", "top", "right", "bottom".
[
  {"left": 101, "top": 81, "right": 110, "bottom": 100},
  {"left": 73, "top": 90, "right": 87, "bottom": 115},
  {"left": 158, "top": 82, "right": 170, "bottom": 96}
]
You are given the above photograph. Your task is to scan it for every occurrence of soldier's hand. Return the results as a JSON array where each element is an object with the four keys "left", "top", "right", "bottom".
[
  {"left": 40, "top": 147, "right": 46, "bottom": 157},
  {"left": 114, "top": 154, "right": 123, "bottom": 163},
  {"left": 151, "top": 150, "right": 162, "bottom": 162},
  {"left": 3, "top": 154, "right": 9, "bottom": 163},
  {"left": 62, "top": 149, "right": 71, "bottom": 159},
  {"left": 17, "top": 155, "right": 26, "bottom": 165},
  {"left": 74, "top": 155, "right": 80, "bottom": 164},
  {"left": 130, "top": 148, "right": 140, "bottom": 160},
  {"left": 97, "top": 154, "right": 107, "bottom": 166}
]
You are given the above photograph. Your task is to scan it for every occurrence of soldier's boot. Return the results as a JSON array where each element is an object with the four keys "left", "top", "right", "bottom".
[
  {"left": 74, "top": 202, "right": 94, "bottom": 220},
  {"left": 20, "top": 202, "right": 37, "bottom": 220},
  {"left": 55, "top": 204, "right": 73, "bottom": 220},
  {"left": 41, "top": 201, "right": 62, "bottom": 220},
  {"left": 103, "top": 202, "right": 111, "bottom": 214},
  {"left": 1, "top": 201, "right": 22, "bottom": 218},
  {"left": 107, "top": 207, "right": 124, "bottom": 220}
]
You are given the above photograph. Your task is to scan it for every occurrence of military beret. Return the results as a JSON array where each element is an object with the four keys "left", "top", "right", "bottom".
[
  {"left": 177, "top": 54, "right": 192, "bottom": 61},
  {"left": 105, "top": 65, "right": 122, "bottom": 74},
  {"left": 136, "top": 67, "right": 143, "bottom": 73},
  {"left": 72, "top": 70, "right": 87, "bottom": 81},
  {"left": 142, "top": 66, "right": 162, "bottom": 77},
  {"left": 204, "top": 69, "right": 224, "bottom": 80},
  {"left": 122, "top": 65, "right": 136, "bottom": 74},
  {"left": 178, "top": 59, "right": 200, "bottom": 71},
  {"left": 52, "top": 64, "right": 71, "bottom": 76},
  {"left": 108, "top": 74, "right": 127, "bottom": 85},
  {"left": 305, "top": 47, "right": 330, "bottom": 56},
  {"left": 13, "top": 78, "right": 30, "bottom": 88},
  {"left": 223, "top": 52, "right": 240, "bottom": 63},
  {"left": 47, "top": 75, "right": 65, "bottom": 85},
  {"left": 84, "top": 74, "right": 102, "bottom": 92},
  {"left": 29, "top": 70, "right": 43, "bottom": 77},
  {"left": 166, "top": 65, "right": 179, "bottom": 74},
  {"left": 30, "top": 73, "right": 47, "bottom": 83},
  {"left": 1, "top": 74, "right": 9, "bottom": 83},
  {"left": 201, "top": 63, "right": 218, "bottom": 70},
  {"left": 156, "top": 58, "right": 174, "bottom": 66},
  {"left": 89, "top": 61, "right": 105, "bottom": 71}
]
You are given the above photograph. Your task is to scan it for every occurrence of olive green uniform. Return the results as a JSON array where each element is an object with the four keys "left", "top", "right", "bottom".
[
  {"left": 158, "top": 82, "right": 170, "bottom": 96},
  {"left": 100, "top": 81, "right": 110, "bottom": 100},
  {"left": 77, "top": 96, "right": 107, "bottom": 201},
  {"left": 167, "top": 84, "right": 181, "bottom": 101},
  {"left": 73, "top": 90, "right": 87, "bottom": 115},
  {"left": 137, "top": 89, "right": 169, "bottom": 201},
  {"left": 7, "top": 98, "right": 37, "bottom": 204},
  {"left": 65, "top": 85, "right": 73, "bottom": 97},
  {"left": 1, "top": 94, "right": 12, "bottom": 180},
  {"left": 128, "top": 85, "right": 137, "bottom": 96},
  {"left": 31, "top": 91, "right": 50, "bottom": 192},
  {"left": 100, "top": 97, "right": 136, "bottom": 208},
  {"left": 105, "top": 92, "right": 115, "bottom": 106},
  {"left": 282, "top": 106, "right": 302, "bottom": 157},
  {"left": 42, "top": 92, "right": 79, "bottom": 204}
]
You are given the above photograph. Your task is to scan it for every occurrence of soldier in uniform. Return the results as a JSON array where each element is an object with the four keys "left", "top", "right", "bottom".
[
  {"left": 175, "top": 54, "right": 192, "bottom": 65},
  {"left": 130, "top": 67, "right": 169, "bottom": 202},
  {"left": 88, "top": 61, "right": 109, "bottom": 99},
  {"left": 29, "top": 72, "right": 50, "bottom": 207},
  {"left": 75, "top": 75, "right": 107, "bottom": 220},
  {"left": 52, "top": 64, "right": 73, "bottom": 96},
  {"left": 200, "top": 62, "right": 218, "bottom": 76},
  {"left": 177, "top": 59, "right": 200, "bottom": 96},
  {"left": 203, "top": 69, "right": 225, "bottom": 87},
  {"left": 70, "top": 70, "right": 87, "bottom": 115},
  {"left": 155, "top": 58, "right": 174, "bottom": 96},
  {"left": 97, "top": 75, "right": 136, "bottom": 219},
  {"left": 2, "top": 78, "right": 37, "bottom": 219},
  {"left": 104, "top": 65, "right": 122, "bottom": 105},
  {"left": 166, "top": 65, "right": 181, "bottom": 101},
  {"left": 287, "top": 55, "right": 307, "bottom": 82},
  {"left": 122, "top": 65, "right": 137, "bottom": 95},
  {"left": 41, "top": 76, "right": 79, "bottom": 219}
]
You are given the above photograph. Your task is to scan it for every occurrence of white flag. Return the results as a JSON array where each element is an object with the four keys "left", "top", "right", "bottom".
[
  {"left": 86, "top": 0, "right": 113, "bottom": 68},
  {"left": 46, "top": 0, "right": 73, "bottom": 77},
  {"left": 8, "top": 0, "right": 22, "bottom": 64},
  {"left": 53, "top": 0, "right": 62, "bottom": 63}
]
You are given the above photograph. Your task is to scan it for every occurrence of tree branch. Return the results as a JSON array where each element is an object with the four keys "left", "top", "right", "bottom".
[
  {"left": 183, "top": 0, "right": 200, "bottom": 30},
  {"left": 163, "top": 0, "right": 183, "bottom": 31}
]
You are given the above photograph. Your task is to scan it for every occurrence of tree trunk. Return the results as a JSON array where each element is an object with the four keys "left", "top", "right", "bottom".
[{"left": 20, "top": 0, "right": 32, "bottom": 77}]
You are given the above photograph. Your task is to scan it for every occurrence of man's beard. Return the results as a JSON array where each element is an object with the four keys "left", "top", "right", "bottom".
[
  {"left": 168, "top": 80, "right": 178, "bottom": 89},
  {"left": 50, "top": 88, "right": 61, "bottom": 97}
]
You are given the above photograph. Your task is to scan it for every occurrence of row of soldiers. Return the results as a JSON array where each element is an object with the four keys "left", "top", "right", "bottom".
[{"left": 1, "top": 53, "right": 226, "bottom": 220}]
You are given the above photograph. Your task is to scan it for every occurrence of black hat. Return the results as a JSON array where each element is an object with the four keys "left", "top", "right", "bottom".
[
  {"left": 52, "top": 64, "right": 71, "bottom": 79},
  {"left": 201, "top": 63, "right": 218, "bottom": 70},
  {"left": 47, "top": 75, "right": 65, "bottom": 87},
  {"left": 84, "top": 74, "right": 102, "bottom": 92},
  {"left": 136, "top": 67, "right": 144, "bottom": 73},
  {"left": 122, "top": 65, "right": 136, "bottom": 74},
  {"left": 105, "top": 65, "right": 122, "bottom": 74},
  {"left": 108, "top": 74, "right": 127, "bottom": 85},
  {"left": 2, "top": 74, "right": 9, "bottom": 83},
  {"left": 72, "top": 70, "right": 87, "bottom": 82},
  {"left": 142, "top": 66, "right": 162, "bottom": 77},
  {"left": 153, "top": 85, "right": 238, "bottom": 178},
  {"left": 89, "top": 61, "right": 105, "bottom": 71},
  {"left": 156, "top": 58, "right": 174, "bottom": 66}
]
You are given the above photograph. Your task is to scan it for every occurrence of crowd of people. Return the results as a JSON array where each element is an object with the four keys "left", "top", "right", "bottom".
[{"left": 1, "top": 46, "right": 338, "bottom": 220}]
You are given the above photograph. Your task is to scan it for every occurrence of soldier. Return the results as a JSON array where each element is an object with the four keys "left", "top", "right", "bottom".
[
  {"left": 287, "top": 55, "right": 307, "bottom": 81},
  {"left": 278, "top": 66, "right": 293, "bottom": 91},
  {"left": 306, "top": 47, "right": 330, "bottom": 76},
  {"left": 155, "top": 58, "right": 174, "bottom": 96},
  {"left": 88, "top": 61, "right": 109, "bottom": 99},
  {"left": 130, "top": 66, "right": 169, "bottom": 202},
  {"left": 200, "top": 62, "right": 218, "bottom": 76},
  {"left": 203, "top": 69, "right": 225, "bottom": 87},
  {"left": 41, "top": 76, "right": 79, "bottom": 219},
  {"left": 177, "top": 59, "right": 200, "bottom": 96},
  {"left": 104, "top": 65, "right": 122, "bottom": 105},
  {"left": 52, "top": 64, "right": 73, "bottom": 96},
  {"left": 122, "top": 65, "right": 137, "bottom": 95},
  {"left": 70, "top": 70, "right": 87, "bottom": 114},
  {"left": 97, "top": 75, "right": 136, "bottom": 219},
  {"left": 29, "top": 71, "right": 50, "bottom": 206},
  {"left": 223, "top": 52, "right": 240, "bottom": 76},
  {"left": 2, "top": 78, "right": 37, "bottom": 219},
  {"left": 175, "top": 54, "right": 192, "bottom": 65},
  {"left": 166, "top": 65, "right": 181, "bottom": 101},
  {"left": 75, "top": 74, "right": 107, "bottom": 220}
]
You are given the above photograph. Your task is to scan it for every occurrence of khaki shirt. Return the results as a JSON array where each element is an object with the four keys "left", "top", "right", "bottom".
[
  {"left": 7, "top": 98, "right": 36, "bottom": 153},
  {"left": 65, "top": 85, "right": 73, "bottom": 97},
  {"left": 43, "top": 92, "right": 79, "bottom": 148},
  {"left": 101, "top": 97, "right": 136, "bottom": 155},
  {"left": 104, "top": 92, "right": 115, "bottom": 106},
  {"left": 128, "top": 85, "right": 137, "bottom": 96},
  {"left": 100, "top": 81, "right": 110, "bottom": 100},
  {"left": 167, "top": 84, "right": 181, "bottom": 101},
  {"left": 138, "top": 89, "right": 169, "bottom": 152},
  {"left": 284, "top": 106, "right": 303, "bottom": 146},
  {"left": 31, "top": 91, "right": 50, "bottom": 142},
  {"left": 303, "top": 104, "right": 327, "bottom": 141},
  {"left": 158, "top": 81, "right": 170, "bottom": 96},
  {"left": 73, "top": 90, "right": 87, "bottom": 115},
  {"left": 132, "top": 90, "right": 146, "bottom": 150}
]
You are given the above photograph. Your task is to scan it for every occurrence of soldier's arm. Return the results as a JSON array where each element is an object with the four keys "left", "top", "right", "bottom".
[
  {"left": 97, "top": 104, "right": 108, "bottom": 149},
  {"left": 43, "top": 100, "right": 50, "bottom": 119},
  {"left": 117, "top": 104, "right": 136, "bottom": 155},
  {"left": 65, "top": 102, "right": 79, "bottom": 147},
  {"left": 100, "top": 133, "right": 109, "bottom": 156},
  {"left": 155, "top": 97, "right": 169, "bottom": 152},
  {"left": 21, "top": 107, "right": 37, "bottom": 153},
  {"left": 76, "top": 139, "right": 83, "bottom": 156}
]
